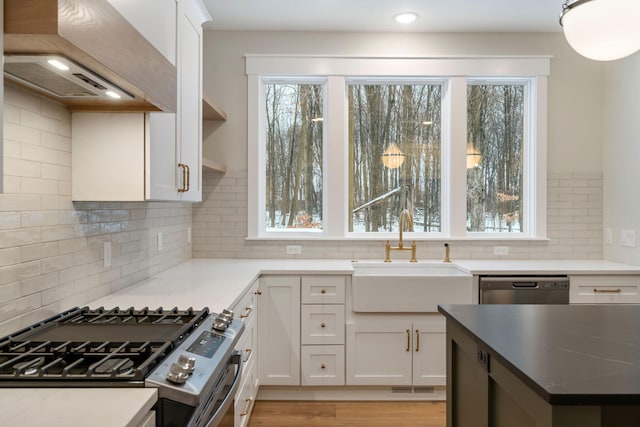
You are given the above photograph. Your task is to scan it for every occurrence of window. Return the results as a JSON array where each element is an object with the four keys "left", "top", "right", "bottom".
[
  {"left": 263, "top": 81, "right": 325, "bottom": 232},
  {"left": 348, "top": 81, "right": 443, "bottom": 233},
  {"left": 247, "top": 56, "right": 549, "bottom": 240},
  {"left": 466, "top": 81, "right": 526, "bottom": 234}
]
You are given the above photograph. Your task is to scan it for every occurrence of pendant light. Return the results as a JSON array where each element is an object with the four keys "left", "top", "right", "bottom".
[
  {"left": 560, "top": 0, "right": 640, "bottom": 61},
  {"left": 381, "top": 143, "right": 405, "bottom": 169}
]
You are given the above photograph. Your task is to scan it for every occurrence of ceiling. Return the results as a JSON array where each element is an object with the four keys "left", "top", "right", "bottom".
[{"left": 202, "top": 0, "right": 564, "bottom": 33}]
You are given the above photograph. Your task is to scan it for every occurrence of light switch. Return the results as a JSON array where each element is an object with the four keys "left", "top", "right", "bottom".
[
  {"left": 493, "top": 246, "right": 509, "bottom": 256},
  {"left": 158, "top": 232, "right": 164, "bottom": 251},
  {"left": 605, "top": 228, "right": 613, "bottom": 245},
  {"left": 286, "top": 245, "right": 302, "bottom": 254}
]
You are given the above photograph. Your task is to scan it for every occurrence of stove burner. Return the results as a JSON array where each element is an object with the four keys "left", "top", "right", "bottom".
[
  {"left": 14, "top": 357, "right": 45, "bottom": 376},
  {"left": 94, "top": 358, "right": 135, "bottom": 376}
]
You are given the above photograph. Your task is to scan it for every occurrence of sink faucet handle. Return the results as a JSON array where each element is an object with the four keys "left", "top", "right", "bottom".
[{"left": 444, "top": 243, "right": 451, "bottom": 263}]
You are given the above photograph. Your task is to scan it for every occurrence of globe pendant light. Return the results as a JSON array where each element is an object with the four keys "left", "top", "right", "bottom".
[
  {"left": 560, "top": 0, "right": 640, "bottom": 61},
  {"left": 381, "top": 143, "right": 405, "bottom": 169}
]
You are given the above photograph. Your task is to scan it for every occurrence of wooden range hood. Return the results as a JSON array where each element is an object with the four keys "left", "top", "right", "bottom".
[{"left": 4, "top": 0, "right": 176, "bottom": 112}]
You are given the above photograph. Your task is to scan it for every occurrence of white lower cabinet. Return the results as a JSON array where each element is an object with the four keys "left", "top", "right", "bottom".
[
  {"left": 258, "top": 275, "right": 347, "bottom": 387},
  {"left": 570, "top": 275, "right": 640, "bottom": 304},
  {"left": 137, "top": 410, "right": 155, "bottom": 427},
  {"left": 346, "top": 314, "right": 446, "bottom": 386},
  {"left": 258, "top": 276, "right": 301, "bottom": 385}
]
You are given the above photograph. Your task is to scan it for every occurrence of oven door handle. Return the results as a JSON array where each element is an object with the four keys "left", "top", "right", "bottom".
[{"left": 203, "top": 351, "right": 243, "bottom": 427}]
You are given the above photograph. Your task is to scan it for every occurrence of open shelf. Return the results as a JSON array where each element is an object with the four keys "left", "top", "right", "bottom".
[
  {"left": 202, "top": 95, "right": 227, "bottom": 121},
  {"left": 202, "top": 157, "right": 227, "bottom": 173}
]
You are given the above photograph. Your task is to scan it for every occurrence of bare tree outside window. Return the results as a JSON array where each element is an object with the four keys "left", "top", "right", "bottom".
[
  {"left": 467, "top": 83, "right": 525, "bottom": 233},
  {"left": 264, "top": 82, "right": 324, "bottom": 231},
  {"left": 348, "top": 83, "right": 442, "bottom": 233}
]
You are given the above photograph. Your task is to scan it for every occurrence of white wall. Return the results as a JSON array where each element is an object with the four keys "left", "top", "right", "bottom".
[
  {"left": 197, "top": 31, "right": 606, "bottom": 260},
  {"left": 602, "top": 53, "right": 640, "bottom": 264}
]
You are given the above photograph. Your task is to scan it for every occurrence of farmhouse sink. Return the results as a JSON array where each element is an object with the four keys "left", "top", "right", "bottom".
[{"left": 351, "top": 261, "right": 473, "bottom": 312}]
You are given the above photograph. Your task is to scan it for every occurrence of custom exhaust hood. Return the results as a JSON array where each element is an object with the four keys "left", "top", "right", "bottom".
[{"left": 3, "top": 0, "right": 176, "bottom": 112}]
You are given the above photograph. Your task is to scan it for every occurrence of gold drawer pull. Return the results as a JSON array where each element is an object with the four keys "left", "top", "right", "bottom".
[
  {"left": 240, "top": 398, "right": 253, "bottom": 416},
  {"left": 415, "top": 329, "right": 420, "bottom": 352},
  {"left": 593, "top": 288, "right": 622, "bottom": 293},
  {"left": 406, "top": 329, "right": 411, "bottom": 352},
  {"left": 320, "top": 288, "right": 326, "bottom": 294},
  {"left": 320, "top": 322, "right": 326, "bottom": 328},
  {"left": 240, "top": 305, "right": 253, "bottom": 319},
  {"left": 321, "top": 363, "right": 326, "bottom": 369},
  {"left": 254, "top": 290, "right": 262, "bottom": 295},
  {"left": 243, "top": 348, "right": 252, "bottom": 362}
]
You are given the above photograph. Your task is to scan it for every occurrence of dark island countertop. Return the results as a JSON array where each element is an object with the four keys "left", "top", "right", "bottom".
[{"left": 438, "top": 304, "right": 640, "bottom": 405}]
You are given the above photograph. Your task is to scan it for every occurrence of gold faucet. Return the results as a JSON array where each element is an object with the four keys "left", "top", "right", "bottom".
[
  {"left": 385, "top": 209, "right": 417, "bottom": 263},
  {"left": 444, "top": 243, "right": 451, "bottom": 263}
]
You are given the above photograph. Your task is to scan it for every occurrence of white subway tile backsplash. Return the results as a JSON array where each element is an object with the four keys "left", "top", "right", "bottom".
[
  {"left": 193, "top": 171, "right": 603, "bottom": 260},
  {"left": 0, "top": 87, "right": 192, "bottom": 336}
]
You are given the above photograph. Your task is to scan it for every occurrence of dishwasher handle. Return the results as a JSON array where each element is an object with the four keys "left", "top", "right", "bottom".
[{"left": 511, "top": 282, "right": 538, "bottom": 288}]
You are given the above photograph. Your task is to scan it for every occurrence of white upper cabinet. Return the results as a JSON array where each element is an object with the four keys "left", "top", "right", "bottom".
[{"left": 72, "top": 0, "right": 210, "bottom": 202}]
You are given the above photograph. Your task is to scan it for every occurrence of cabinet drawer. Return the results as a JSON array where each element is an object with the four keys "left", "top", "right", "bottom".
[
  {"left": 236, "top": 315, "right": 257, "bottom": 367},
  {"left": 301, "top": 305, "right": 345, "bottom": 345},
  {"left": 301, "top": 276, "right": 346, "bottom": 304},
  {"left": 235, "top": 359, "right": 258, "bottom": 427},
  {"left": 301, "top": 345, "right": 345, "bottom": 386},
  {"left": 570, "top": 275, "right": 640, "bottom": 304},
  {"left": 137, "top": 411, "right": 155, "bottom": 427},
  {"left": 232, "top": 280, "right": 259, "bottom": 322}
]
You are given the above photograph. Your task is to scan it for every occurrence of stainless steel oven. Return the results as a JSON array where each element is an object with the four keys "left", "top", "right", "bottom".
[
  {"left": 0, "top": 306, "right": 244, "bottom": 427},
  {"left": 479, "top": 276, "right": 570, "bottom": 304}
]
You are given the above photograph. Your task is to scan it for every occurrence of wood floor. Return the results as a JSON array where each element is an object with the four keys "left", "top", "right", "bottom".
[{"left": 248, "top": 401, "right": 446, "bottom": 427}]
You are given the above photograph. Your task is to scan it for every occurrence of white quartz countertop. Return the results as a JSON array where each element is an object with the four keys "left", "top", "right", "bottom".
[
  {"left": 90, "top": 259, "right": 354, "bottom": 313},
  {"left": 0, "top": 388, "right": 156, "bottom": 427},
  {"left": 89, "top": 258, "right": 640, "bottom": 313}
]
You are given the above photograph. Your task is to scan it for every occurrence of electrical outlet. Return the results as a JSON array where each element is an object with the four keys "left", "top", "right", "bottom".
[
  {"left": 494, "top": 246, "right": 509, "bottom": 256},
  {"left": 158, "top": 232, "right": 163, "bottom": 251},
  {"left": 286, "top": 245, "right": 302, "bottom": 255},
  {"left": 605, "top": 228, "right": 613, "bottom": 245},
  {"left": 621, "top": 229, "right": 636, "bottom": 248},
  {"left": 187, "top": 226, "right": 192, "bottom": 243},
  {"left": 103, "top": 242, "right": 112, "bottom": 268}
]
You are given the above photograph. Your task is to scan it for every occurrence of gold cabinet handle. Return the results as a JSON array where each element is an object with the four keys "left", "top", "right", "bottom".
[
  {"left": 320, "top": 288, "right": 326, "bottom": 294},
  {"left": 185, "top": 163, "right": 190, "bottom": 192},
  {"left": 243, "top": 348, "right": 252, "bottom": 363},
  {"left": 406, "top": 329, "right": 411, "bottom": 352},
  {"left": 321, "top": 363, "right": 326, "bottom": 369},
  {"left": 254, "top": 290, "right": 262, "bottom": 295},
  {"left": 178, "top": 163, "right": 187, "bottom": 192},
  {"left": 415, "top": 329, "right": 420, "bottom": 352},
  {"left": 320, "top": 322, "right": 326, "bottom": 328},
  {"left": 240, "top": 398, "right": 253, "bottom": 416},
  {"left": 593, "top": 288, "right": 622, "bottom": 293},
  {"left": 239, "top": 305, "right": 253, "bottom": 319}
]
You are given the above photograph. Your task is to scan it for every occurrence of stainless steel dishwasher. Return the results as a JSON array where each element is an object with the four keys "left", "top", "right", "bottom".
[{"left": 479, "top": 276, "right": 569, "bottom": 304}]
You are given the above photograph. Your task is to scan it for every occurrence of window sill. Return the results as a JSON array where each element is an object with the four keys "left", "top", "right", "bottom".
[{"left": 245, "top": 236, "right": 551, "bottom": 242}]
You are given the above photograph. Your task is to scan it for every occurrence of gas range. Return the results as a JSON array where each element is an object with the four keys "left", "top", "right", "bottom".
[{"left": 0, "top": 306, "right": 244, "bottom": 427}]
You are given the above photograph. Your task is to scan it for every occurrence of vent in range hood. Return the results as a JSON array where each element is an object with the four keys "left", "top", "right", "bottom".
[{"left": 4, "top": 55, "right": 134, "bottom": 100}]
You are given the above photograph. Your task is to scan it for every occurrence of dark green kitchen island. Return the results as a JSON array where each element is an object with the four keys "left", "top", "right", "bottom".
[{"left": 438, "top": 304, "right": 640, "bottom": 427}]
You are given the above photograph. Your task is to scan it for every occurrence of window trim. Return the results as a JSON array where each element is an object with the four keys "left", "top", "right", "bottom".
[{"left": 246, "top": 55, "right": 550, "bottom": 240}]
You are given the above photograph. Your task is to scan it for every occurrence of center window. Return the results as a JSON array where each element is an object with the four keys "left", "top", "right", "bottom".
[{"left": 348, "top": 81, "right": 443, "bottom": 233}]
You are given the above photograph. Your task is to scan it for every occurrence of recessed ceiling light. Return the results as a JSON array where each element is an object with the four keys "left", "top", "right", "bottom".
[{"left": 394, "top": 12, "right": 418, "bottom": 24}]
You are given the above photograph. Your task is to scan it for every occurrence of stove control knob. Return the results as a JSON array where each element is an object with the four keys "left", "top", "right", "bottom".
[
  {"left": 222, "top": 308, "right": 234, "bottom": 318},
  {"left": 212, "top": 317, "right": 228, "bottom": 331},
  {"left": 177, "top": 355, "right": 196, "bottom": 374},
  {"left": 167, "top": 363, "right": 190, "bottom": 384}
]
